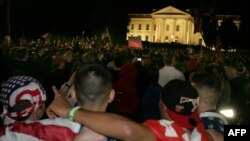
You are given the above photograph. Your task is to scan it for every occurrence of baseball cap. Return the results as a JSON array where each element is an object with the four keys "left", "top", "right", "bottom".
[
  {"left": 0, "top": 76, "right": 46, "bottom": 119},
  {"left": 161, "top": 79, "right": 201, "bottom": 129}
]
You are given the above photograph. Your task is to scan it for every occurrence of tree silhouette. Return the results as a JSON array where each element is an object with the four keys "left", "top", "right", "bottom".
[
  {"left": 239, "top": 11, "right": 250, "bottom": 50},
  {"left": 219, "top": 18, "right": 239, "bottom": 50},
  {"left": 189, "top": 0, "right": 218, "bottom": 47}
]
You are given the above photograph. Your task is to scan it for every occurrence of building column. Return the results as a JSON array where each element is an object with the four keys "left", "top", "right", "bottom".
[
  {"left": 151, "top": 19, "right": 155, "bottom": 42},
  {"left": 171, "top": 19, "right": 176, "bottom": 42},
  {"left": 156, "top": 19, "right": 161, "bottom": 42},
  {"left": 161, "top": 19, "right": 166, "bottom": 42},
  {"left": 185, "top": 19, "right": 189, "bottom": 44},
  {"left": 189, "top": 18, "right": 192, "bottom": 44},
  {"left": 156, "top": 20, "right": 159, "bottom": 42}
]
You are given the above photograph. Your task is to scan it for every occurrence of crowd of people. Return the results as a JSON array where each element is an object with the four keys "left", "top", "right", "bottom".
[{"left": 0, "top": 36, "right": 250, "bottom": 140}]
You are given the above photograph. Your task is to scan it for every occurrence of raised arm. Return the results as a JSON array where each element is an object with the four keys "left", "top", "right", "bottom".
[{"left": 46, "top": 86, "right": 155, "bottom": 141}]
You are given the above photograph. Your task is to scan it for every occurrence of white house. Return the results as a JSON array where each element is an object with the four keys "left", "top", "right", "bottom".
[{"left": 126, "top": 6, "right": 240, "bottom": 46}]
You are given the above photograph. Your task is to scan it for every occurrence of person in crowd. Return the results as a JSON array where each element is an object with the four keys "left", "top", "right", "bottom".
[
  {"left": 190, "top": 71, "right": 229, "bottom": 141},
  {"left": 107, "top": 52, "right": 124, "bottom": 83},
  {"left": 33, "top": 46, "right": 52, "bottom": 80},
  {"left": 0, "top": 76, "right": 80, "bottom": 140},
  {"left": 158, "top": 52, "right": 185, "bottom": 87},
  {"left": 230, "top": 65, "right": 249, "bottom": 122},
  {"left": 187, "top": 52, "right": 199, "bottom": 73},
  {"left": 212, "top": 65, "right": 231, "bottom": 109},
  {"left": 66, "top": 62, "right": 117, "bottom": 141},
  {"left": 135, "top": 52, "right": 152, "bottom": 104},
  {"left": 0, "top": 62, "right": 118, "bottom": 140},
  {"left": 0, "top": 48, "right": 11, "bottom": 82},
  {"left": 140, "top": 65, "right": 161, "bottom": 121},
  {"left": 112, "top": 51, "right": 139, "bottom": 120},
  {"left": 243, "top": 83, "right": 250, "bottom": 123},
  {"left": 47, "top": 79, "right": 212, "bottom": 141},
  {"left": 7, "top": 48, "right": 33, "bottom": 76}
]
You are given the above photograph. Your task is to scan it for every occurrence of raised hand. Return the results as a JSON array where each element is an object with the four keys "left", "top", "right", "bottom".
[{"left": 46, "top": 86, "right": 72, "bottom": 119}]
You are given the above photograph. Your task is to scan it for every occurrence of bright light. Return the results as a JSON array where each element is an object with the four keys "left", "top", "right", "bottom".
[{"left": 220, "top": 109, "right": 234, "bottom": 118}]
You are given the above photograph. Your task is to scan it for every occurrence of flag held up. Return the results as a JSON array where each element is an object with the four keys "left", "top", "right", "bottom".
[{"left": 128, "top": 36, "right": 143, "bottom": 49}]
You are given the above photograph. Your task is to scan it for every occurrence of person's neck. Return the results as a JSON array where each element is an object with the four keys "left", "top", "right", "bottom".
[
  {"left": 81, "top": 104, "right": 106, "bottom": 112},
  {"left": 197, "top": 103, "right": 215, "bottom": 114},
  {"left": 165, "top": 64, "right": 173, "bottom": 67}
]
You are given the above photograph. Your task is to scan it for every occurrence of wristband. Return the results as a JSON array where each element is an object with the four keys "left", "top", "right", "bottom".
[{"left": 68, "top": 106, "right": 81, "bottom": 121}]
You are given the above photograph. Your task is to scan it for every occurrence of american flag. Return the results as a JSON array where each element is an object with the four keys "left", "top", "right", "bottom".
[
  {"left": 128, "top": 36, "right": 142, "bottom": 49},
  {"left": 200, "top": 112, "right": 229, "bottom": 134},
  {"left": 0, "top": 118, "right": 81, "bottom": 140},
  {"left": 0, "top": 76, "right": 46, "bottom": 118}
]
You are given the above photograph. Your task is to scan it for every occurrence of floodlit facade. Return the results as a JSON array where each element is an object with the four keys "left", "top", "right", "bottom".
[{"left": 126, "top": 6, "right": 240, "bottom": 46}]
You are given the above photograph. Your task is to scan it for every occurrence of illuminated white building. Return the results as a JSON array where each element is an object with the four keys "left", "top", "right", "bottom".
[{"left": 126, "top": 6, "right": 240, "bottom": 46}]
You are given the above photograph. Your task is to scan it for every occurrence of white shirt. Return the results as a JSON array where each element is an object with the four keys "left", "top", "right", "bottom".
[{"left": 158, "top": 66, "right": 185, "bottom": 87}]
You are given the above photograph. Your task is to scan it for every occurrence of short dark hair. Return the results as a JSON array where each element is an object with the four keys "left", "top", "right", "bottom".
[
  {"left": 190, "top": 72, "right": 222, "bottom": 93},
  {"left": 74, "top": 62, "right": 113, "bottom": 106},
  {"left": 164, "top": 52, "right": 175, "bottom": 65},
  {"left": 190, "top": 72, "right": 222, "bottom": 106}
]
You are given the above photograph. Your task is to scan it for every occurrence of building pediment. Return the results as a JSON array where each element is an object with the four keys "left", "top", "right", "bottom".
[{"left": 151, "top": 6, "right": 190, "bottom": 16}]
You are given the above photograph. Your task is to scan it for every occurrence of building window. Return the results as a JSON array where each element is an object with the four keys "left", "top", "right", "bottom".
[
  {"left": 153, "top": 36, "right": 155, "bottom": 42},
  {"left": 165, "top": 36, "right": 169, "bottom": 42},
  {"left": 154, "top": 24, "right": 156, "bottom": 31},
  {"left": 175, "top": 36, "right": 179, "bottom": 42},
  {"left": 146, "top": 24, "right": 149, "bottom": 30},
  {"left": 166, "top": 25, "right": 169, "bottom": 31},
  {"left": 131, "top": 24, "right": 134, "bottom": 30},
  {"left": 138, "top": 24, "right": 141, "bottom": 30},
  {"left": 138, "top": 35, "right": 141, "bottom": 39},
  {"left": 145, "top": 35, "right": 148, "bottom": 41},
  {"left": 176, "top": 25, "right": 180, "bottom": 31}
]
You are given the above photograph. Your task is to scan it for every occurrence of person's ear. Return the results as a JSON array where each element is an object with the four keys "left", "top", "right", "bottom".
[
  {"left": 36, "top": 104, "right": 45, "bottom": 120},
  {"left": 159, "top": 100, "right": 167, "bottom": 112},
  {"left": 196, "top": 97, "right": 200, "bottom": 104},
  {"left": 108, "top": 89, "right": 115, "bottom": 103},
  {"left": 159, "top": 99, "right": 169, "bottom": 119}
]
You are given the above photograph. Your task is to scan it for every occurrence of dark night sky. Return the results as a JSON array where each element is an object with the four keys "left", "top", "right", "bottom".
[{"left": 0, "top": 0, "right": 249, "bottom": 39}]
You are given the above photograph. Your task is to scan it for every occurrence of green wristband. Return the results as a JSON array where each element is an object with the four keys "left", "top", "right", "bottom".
[{"left": 68, "top": 106, "right": 81, "bottom": 121}]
